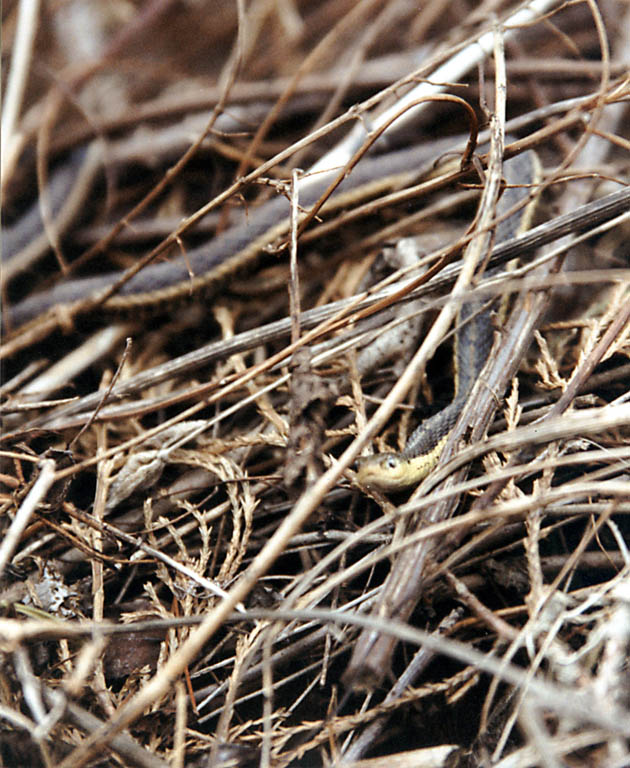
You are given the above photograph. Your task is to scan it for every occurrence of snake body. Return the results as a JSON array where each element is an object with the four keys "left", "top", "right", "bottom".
[
  {"left": 356, "top": 149, "right": 541, "bottom": 492},
  {"left": 6, "top": 138, "right": 463, "bottom": 330}
]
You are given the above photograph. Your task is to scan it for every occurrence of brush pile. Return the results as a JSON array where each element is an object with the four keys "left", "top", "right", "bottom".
[{"left": 1, "top": 1, "right": 629, "bottom": 766}]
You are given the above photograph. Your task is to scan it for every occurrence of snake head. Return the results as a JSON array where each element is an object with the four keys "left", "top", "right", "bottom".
[{"left": 356, "top": 453, "right": 411, "bottom": 492}]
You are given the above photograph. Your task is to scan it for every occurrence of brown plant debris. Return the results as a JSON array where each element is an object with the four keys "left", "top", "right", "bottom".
[{"left": 1, "top": 1, "right": 629, "bottom": 767}]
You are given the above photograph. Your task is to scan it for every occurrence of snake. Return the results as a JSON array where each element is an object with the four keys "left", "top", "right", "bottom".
[
  {"left": 5, "top": 136, "right": 470, "bottom": 331},
  {"left": 356, "top": 148, "right": 542, "bottom": 492}
]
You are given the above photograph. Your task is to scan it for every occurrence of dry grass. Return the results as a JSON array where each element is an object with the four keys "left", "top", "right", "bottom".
[{"left": 1, "top": 1, "right": 630, "bottom": 766}]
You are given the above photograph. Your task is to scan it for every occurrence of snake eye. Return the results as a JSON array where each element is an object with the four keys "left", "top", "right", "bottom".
[{"left": 385, "top": 456, "right": 398, "bottom": 470}]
